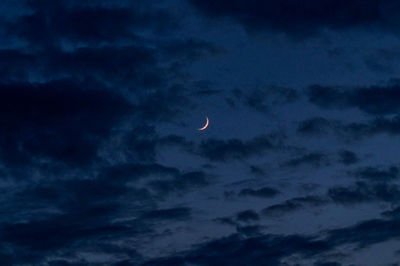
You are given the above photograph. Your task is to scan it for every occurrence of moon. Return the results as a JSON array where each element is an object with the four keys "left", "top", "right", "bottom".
[{"left": 198, "top": 117, "right": 209, "bottom": 131}]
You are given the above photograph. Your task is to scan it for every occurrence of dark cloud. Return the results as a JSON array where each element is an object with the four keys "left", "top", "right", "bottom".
[
  {"left": 293, "top": 195, "right": 329, "bottom": 206},
  {"left": 327, "top": 218, "right": 400, "bottom": 249},
  {"left": 263, "top": 195, "right": 327, "bottom": 216},
  {"left": 381, "top": 206, "right": 400, "bottom": 219},
  {"left": 236, "top": 210, "right": 260, "bottom": 222},
  {"left": 282, "top": 152, "right": 328, "bottom": 168},
  {"left": 338, "top": 150, "right": 359, "bottom": 165},
  {"left": 189, "top": 0, "right": 400, "bottom": 38},
  {"left": 328, "top": 181, "right": 400, "bottom": 205},
  {"left": 0, "top": 0, "right": 214, "bottom": 123},
  {"left": 101, "top": 163, "right": 180, "bottom": 181},
  {"left": 0, "top": 192, "right": 141, "bottom": 264},
  {"left": 228, "top": 86, "right": 299, "bottom": 113},
  {"left": 192, "top": 80, "right": 222, "bottom": 97},
  {"left": 115, "top": 125, "right": 159, "bottom": 163},
  {"left": 198, "top": 133, "right": 285, "bottom": 161},
  {"left": 9, "top": 1, "right": 177, "bottom": 46},
  {"left": 13, "top": 163, "right": 174, "bottom": 221},
  {"left": 235, "top": 225, "right": 263, "bottom": 237},
  {"left": 364, "top": 115, "right": 400, "bottom": 136},
  {"left": 144, "top": 233, "right": 333, "bottom": 265},
  {"left": 215, "top": 210, "right": 261, "bottom": 229},
  {"left": 3, "top": 0, "right": 400, "bottom": 264},
  {"left": 134, "top": 85, "right": 191, "bottom": 121},
  {"left": 0, "top": 49, "right": 36, "bottom": 81},
  {"left": 0, "top": 43, "right": 171, "bottom": 89},
  {"left": 48, "top": 45, "right": 164, "bottom": 88},
  {"left": 364, "top": 55, "right": 394, "bottom": 74},
  {"left": 149, "top": 171, "right": 210, "bottom": 196},
  {"left": 0, "top": 1, "right": 185, "bottom": 91},
  {"left": 0, "top": 156, "right": 212, "bottom": 264},
  {"left": 350, "top": 166, "right": 399, "bottom": 182},
  {"left": 298, "top": 115, "right": 400, "bottom": 141},
  {"left": 314, "top": 262, "right": 342, "bottom": 266},
  {"left": 0, "top": 1, "right": 220, "bottom": 90},
  {"left": 0, "top": 218, "right": 145, "bottom": 265},
  {"left": 249, "top": 165, "right": 266, "bottom": 176},
  {"left": 142, "top": 207, "right": 191, "bottom": 221},
  {"left": 263, "top": 201, "right": 304, "bottom": 216},
  {"left": 160, "top": 39, "right": 223, "bottom": 62},
  {"left": 0, "top": 162, "right": 198, "bottom": 263},
  {"left": 328, "top": 182, "right": 373, "bottom": 205},
  {"left": 1, "top": 214, "right": 129, "bottom": 252},
  {"left": 144, "top": 213, "right": 400, "bottom": 265},
  {"left": 97, "top": 163, "right": 209, "bottom": 199},
  {"left": 0, "top": 0, "right": 223, "bottom": 264},
  {"left": 239, "top": 186, "right": 281, "bottom": 198},
  {"left": 297, "top": 117, "right": 339, "bottom": 136},
  {"left": 157, "top": 135, "right": 195, "bottom": 154},
  {"left": 0, "top": 79, "right": 131, "bottom": 167},
  {"left": 308, "top": 83, "right": 400, "bottom": 115},
  {"left": 364, "top": 46, "right": 400, "bottom": 74},
  {"left": 214, "top": 217, "right": 237, "bottom": 226}
]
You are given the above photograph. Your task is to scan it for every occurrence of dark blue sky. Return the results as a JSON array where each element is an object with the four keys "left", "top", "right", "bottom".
[{"left": 2, "top": 0, "right": 400, "bottom": 265}]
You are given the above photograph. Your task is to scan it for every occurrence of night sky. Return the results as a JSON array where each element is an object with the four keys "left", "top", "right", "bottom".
[{"left": 3, "top": 1, "right": 400, "bottom": 265}]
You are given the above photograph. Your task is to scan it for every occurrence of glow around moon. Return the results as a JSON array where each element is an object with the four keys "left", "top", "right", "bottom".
[{"left": 198, "top": 117, "right": 209, "bottom": 131}]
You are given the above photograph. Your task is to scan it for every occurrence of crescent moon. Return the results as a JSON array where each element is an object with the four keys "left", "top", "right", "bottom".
[{"left": 198, "top": 117, "right": 209, "bottom": 131}]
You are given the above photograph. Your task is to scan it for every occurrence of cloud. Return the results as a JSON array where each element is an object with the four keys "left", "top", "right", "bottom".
[
  {"left": 0, "top": 213, "right": 144, "bottom": 265},
  {"left": 314, "top": 262, "right": 342, "bottom": 266},
  {"left": 308, "top": 83, "right": 400, "bottom": 115},
  {"left": 15, "top": 163, "right": 176, "bottom": 219},
  {"left": 142, "top": 207, "right": 191, "bottom": 221},
  {"left": 0, "top": 0, "right": 226, "bottom": 264},
  {"left": 1, "top": 213, "right": 129, "bottom": 252},
  {"left": 327, "top": 218, "right": 400, "bottom": 249},
  {"left": 239, "top": 186, "right": 281, "bottom": 198},
  {"left": 337, "top": 150, "right": 359, "bottom": 165},
  {"left": 47, "top": 45, "right": 164, "bottom": 88},
  {"left": 297, "top": 115, "right": 400, "bottom": 141},
  {"left": 144, "top": 211, "right": 400, "bottom": 265},
  {"left": 364, "top": 47, "right": 400, "bottom": 74},
  {"left": 0, "top": 44, "right": 166, "bottom": 89},
  {"left": 100, "top": 163, "right": 180, "bottom": 181},
  {"left": 235, "top": 225, "right": 264, "bottom": 237},
  {"left": 0, "top": 164, "right": 200, "bottom": 263},
  {"left": 365, "top": 115, "right": 400, "bottom": 136},
  {"left": 189, "top": 0, "right": 400, "bottom": 38},
  {"left": 198, "top": 133, "right": 285, "bottom": 161},
  {"left": 297, "top": 117, "right": 339, "bottom": 136},
  {"left": 0, "top": 185, "right": 142, "bottom": 264},
  {"left": 0, "top": 79, "right": 131, "bottom": 167},
  {"left": 381, "top": 206, "right": 400, "bottom": 219},
  {"left": 228, "top": 86, "right": 299, "bottom": 113},
  {"left": 134, "top": 85, "right": 191, "bottom": 121},
  {"left": 0, "top": 159, "right": 210, "bottom": 263},
  {"left": 214, "top": 217, "right": 237, "bottom": 226},
  {"left": 313, "top": 262, "right": 342, "bottom": 266},
  {"left": 0, "top": 0, "right": 216, "bottom": 122},
  {"left": 160, "top": 38, "right": 223, "bottom": 62},
  {"left": 9, "top": 1, "right": 177, "bottom": 46},
  {"left": 282, "top": 152, "right": 329, "bottom": 168},
  {"left": 5, "top": 0, "right": 400, "bottom": 264},
  {"left": 236, "top": 210, "right": 260, "bottom": 222},
  {"left": 328, "top": 181, "right": 400, "bottom": 205},
  {"left": 215, "top": 210, "right": 261, "bottom": 229},
  {"left": 350, "top": 166, "right": 399, "bottom": 182},
  {"left": 143, "top": 233, "right": 333, "bottom": 265},
  {"left": 263, "top": 195, "right": 327, "bottom": 216},
  {"left": 149, "top": 171, "right": 210, "bottom": 196}
]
